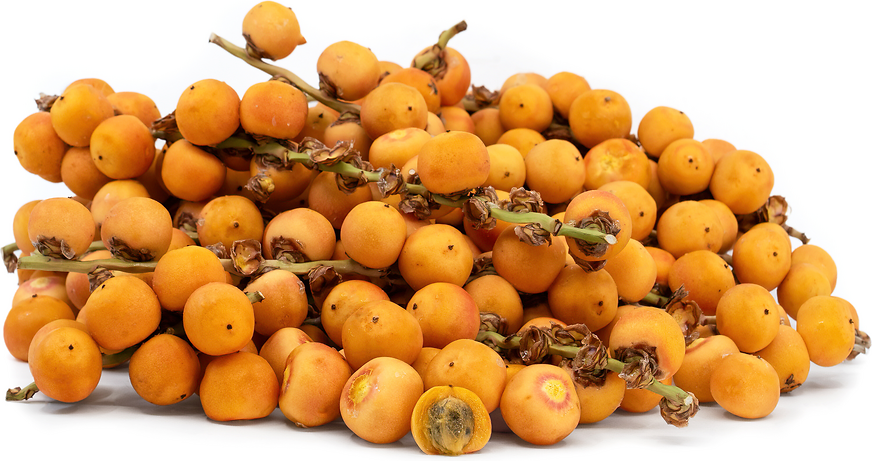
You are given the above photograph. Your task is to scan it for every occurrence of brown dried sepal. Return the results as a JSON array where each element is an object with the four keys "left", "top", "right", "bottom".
[
  {"left": 246, "top": 173, "right": 276, "bottom": 202},
  {"left": 270, "top": 236, "right": 307, "bottom": 264},
  {"left": 467, "top": 84, "right": 500, "bottom": 109},
  {"left": 35, "top": 93, "right": 60, "bottom": 112},
  {"left": 310, "top": 139, "right": 357, "bottom": 167},
  {"left": 737, "top": 195, "right": 792, "bottom": 232},
  {"left": 150, "top": 110, "right": 178, "bottom": 134},
  {"left": 665, "top": 292, "right": 704, "bottom": 346},
  {"left": 517, "top": 326, "right": 552, "bottom": 365},
  {"left": 307, "top": 264, "right": 342, "bottom": 299},
  {"left": 479, "top": 312, "right": 509, "bottom": 336},
  {"left": 243, "top": 32, "right": 274, "bottom": 61},
  {"left": 649, "top": 282, "right": 671, "bottom": 298},
  {"left": 252, "top": 151, "right": 286, "bottom": 171},
  {"left": 231, "top": 239, "right": 264, "bottom": 276},
  {"left": 336, "top": 156, "right": 374, "bottom": 194},
  {"left": 204, "top": 242, "right": 228, "bottom": 259},
  {"left": 548, "top": 323, "right": 589, "bottom": 346},
  {"left": 376, "top": 166, "right": 405, "bottom": 197},
  {"left": 297, "top": 137, "right": 325, "bottom": 158},
  {"left": 568, "top": 253, "right": 608, "bottom": 272},
  {"left": 659, "top": 391, "right": 699, "bottom": 428},
  {"left": 615, "top": 345, "right": 659, "bottom": 388},
  {"left": 399, "top": 193, "right": 433, "bottom": 219},
  {"left": 504, "top": 187, "right": 545, "bottom": 214},
  {"left": 781, "top": 373, "right": 801, "bottom": 393},
  {"left": 417, "top": 45, "right": 447, "bottom": 78},
  {"left": 4, "top": 250, "right": 18, "bottom": 274},
  {"left": 541, "top": 123, "right": 574, "bottom": 142},
  {"left": 514, "top": 223, "right": 551, "bottom": 246},
  {"left": 471, "top": 252, "right": 494, "bottom": 276},
  {"left": 566, "top": 210, "right": 621, "bottom": 260},
  {"left": 175, "top": 211, "right": 199, "bottom": 234},
  {"left": 848, "top": 329, "right": 871, "bottom": 360},
  {"left": 331, "top": 111, "right": 362, "bottom": 127},
  {"left": 33, "top": 235, "right": 77, "bottom": 260},
  {"left": 88, "top": 267, "right": 115, "bottom": 293},
  {"left": 107, "top": 236, "right": 157, "bottom": 262},
  {"left": 571, "top": 338, "right": 610, "bottom": 387},
  {"left": 318, "top": 72, "right": 339, "bottom": 100},
  {"left": 462, "top": 188, "right": 499, "bottom": 231}
]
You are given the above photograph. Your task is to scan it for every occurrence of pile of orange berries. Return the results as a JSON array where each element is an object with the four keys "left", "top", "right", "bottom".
[{"left": 3, "top": 1, "right": 868, "bottom": 455}]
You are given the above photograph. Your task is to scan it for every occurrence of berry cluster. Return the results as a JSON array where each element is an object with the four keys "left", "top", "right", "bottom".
[{"left": 2, "top": 1, "right": 869, "bottom": 456}]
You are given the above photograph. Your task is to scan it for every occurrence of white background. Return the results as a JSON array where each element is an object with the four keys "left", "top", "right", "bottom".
[{"left": 1, "top": 0, "right": 870, "bottom": 459}]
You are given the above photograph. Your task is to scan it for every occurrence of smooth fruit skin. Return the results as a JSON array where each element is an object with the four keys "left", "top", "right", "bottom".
[
  {"left": 199, "top": 352, "right": 279, "bottom": 422},
  {"left": 568, "top": 89, "right": 632, "bottom": 149},
  {"left": 340, "top": 357, "right": 424, "bottom": 444},
  {"left": 279, "top": 342, "right": 352, "bottom": 427},
  {"left": 242, "top": 1, "right": 306, "bottom": 60},
  {"left": 175, "top": 79, "right": 240, "bottom": 146},
  {"left": 755, "top": 324, "right": 810, "bottom": 393},
  {"left": 672, "top": 335, "right": 740, "bottom": 402},
  {"left": 795, "top": 295, "right": 855, "bottom": 367},
  {"left": 29, "top": 326, "right": 102, "bottom": 403},
  {"left": 637, "top": 106, "right": 694, "bottom": 158},
  {"left": 709, "top": 149, "right": 774, "bottom": 215},
  {"left": 128, "top": 334, "right": 200, "bottom": 406},
  {"left": 715, "top": 283, "right": 781, "bottom": 353},
  {"left": 50, "top": 83, "right": 114, "bottom": 147},
  {"left": 13, "top": 112, "right": 68, "bottom": 177},
  {"left": 416, "top": 131, "right": 490, "bottom": 195},
  {"left": 710, "top": 353, "right": 780, "bottom": 419},
  {"left": 3, "top": 295, "right": 75, "bottom": 362},
  {"left": 499, "top": 364, "right": 580, "bottom": 445},
  {"left": 407, "top": 283, "right": 480, "bottom": 349}
]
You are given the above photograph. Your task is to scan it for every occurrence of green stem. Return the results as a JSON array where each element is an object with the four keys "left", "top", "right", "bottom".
[
  {"left": 487, "top": 205, "right": 616, "bottom": 245},
  {"left": 17, "top": 255, "right": 157, "bottom": 274},
  {"left": 642, "top": 291, "right": 669, "bottom": 308},
  {"left": 209, "top": 33, "right": 359, "bottom": 115},
  {"left": 2, "top": 242, "right": 18, "bottom": 255},
  {"left": 475, "top": 330, "right": 521, "bottom": 350},
  {"left": 246, "top": 291, "right": 265, "bottom": 303},
  {"left": 477, "top": 329, "right": 694, "bottom": 407},
  {"left": 412, "top": 21, "right": 467, "bottom": 70},
  {"left": 404, "top": 183, "right": 469, "bottom": 207},
  {"left": 6, "top": 382, "right": 39, "bottom": 401},
  {"left": 263, "top": 258, "right": 385, "bottom": 279},
  {"left": 18, "top": 254, "right": 384, "bottom": 280},
  {"left": 648, "top": 379, "right": 695, "bottom": 406}
]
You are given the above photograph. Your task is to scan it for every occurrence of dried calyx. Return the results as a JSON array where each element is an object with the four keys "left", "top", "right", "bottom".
[
  {"left": 737, "top": 195, "right": 809, "bottom": 244},
  {"left": 566, "top": 209, "right": 621, "bottom": 260},
  {"left": 231, "top": 239, "right": 264, "bottom": 276}
]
